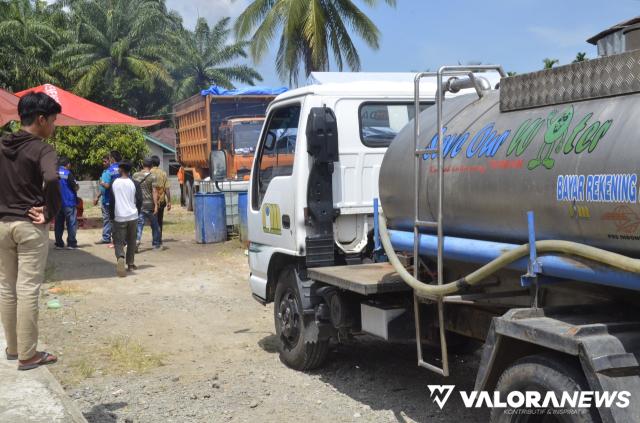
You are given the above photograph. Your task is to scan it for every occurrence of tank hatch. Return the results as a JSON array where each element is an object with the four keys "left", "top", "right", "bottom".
[{"left": 500, "top": 48, "right": 640, "bottom": 112}]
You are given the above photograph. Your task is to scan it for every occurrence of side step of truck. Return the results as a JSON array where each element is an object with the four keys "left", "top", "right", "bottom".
[{"left": 307, "top": 263, "right": 411, "bottom": 295}]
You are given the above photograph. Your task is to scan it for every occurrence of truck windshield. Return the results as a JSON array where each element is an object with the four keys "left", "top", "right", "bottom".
[{"left": 233, "top": 121, "right": 263, "bottom": 154}]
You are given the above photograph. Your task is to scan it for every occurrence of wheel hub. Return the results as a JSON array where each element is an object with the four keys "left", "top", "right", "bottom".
[{"left": 278, "top": 290, "right": 301, "bottom": 348}]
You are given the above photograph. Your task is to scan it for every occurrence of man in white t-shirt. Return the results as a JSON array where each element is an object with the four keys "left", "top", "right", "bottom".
[{"left": 108, "top": 160, "right": 142, "bottom": 277}]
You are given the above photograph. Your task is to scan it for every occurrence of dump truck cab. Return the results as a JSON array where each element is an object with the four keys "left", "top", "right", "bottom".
[{"left": 218, "top": 117, "right": 265, "bottom": 180}]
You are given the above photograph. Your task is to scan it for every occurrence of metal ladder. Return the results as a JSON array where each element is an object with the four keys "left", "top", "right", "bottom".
[{"left": 412, "top": 65, "right": 507, "bottom": 376}]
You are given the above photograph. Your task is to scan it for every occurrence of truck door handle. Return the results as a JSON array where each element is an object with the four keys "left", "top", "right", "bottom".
[{"left": 282, "top": 215, "right": 291, "bottom": 229}]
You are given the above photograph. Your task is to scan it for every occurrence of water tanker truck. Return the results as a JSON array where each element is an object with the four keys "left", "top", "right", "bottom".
[{"left": 231, "top": 26, "right": 640, "bottom": 422}]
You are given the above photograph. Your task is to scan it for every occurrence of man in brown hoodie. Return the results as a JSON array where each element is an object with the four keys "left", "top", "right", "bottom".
[{"left": 0, "top": 92, "right": 61, "bottom": 370}]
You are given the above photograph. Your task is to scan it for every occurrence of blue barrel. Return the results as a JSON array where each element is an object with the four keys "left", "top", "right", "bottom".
[
  {"left": 194, "top": 193, "right": 227, "bottom": 244},
  {"left": 238, "top": 191, "right": 249, "bottom": 246}
]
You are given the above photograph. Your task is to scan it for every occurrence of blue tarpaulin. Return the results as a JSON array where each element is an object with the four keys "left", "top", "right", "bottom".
[{"left": 200, "top": 85, "right": 288, "bottom": 96}]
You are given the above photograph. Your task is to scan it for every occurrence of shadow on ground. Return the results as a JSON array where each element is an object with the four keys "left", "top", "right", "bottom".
[
  {"left": 83, "top": 402, "right": 128, "bottom": 423},
  {"left": 258, "top": 334, "right": 489, "bottom": 422},
  {"left": 47, "top": 246, "right": 132, "bottom": 281}
]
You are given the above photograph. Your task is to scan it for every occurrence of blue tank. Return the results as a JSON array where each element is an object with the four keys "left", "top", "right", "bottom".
[
  {"left": 238, "top": 191, "right": 249, "bottom": 246},
  {"left": 194, "top": 193, "right": 227, "bottom": 244}
]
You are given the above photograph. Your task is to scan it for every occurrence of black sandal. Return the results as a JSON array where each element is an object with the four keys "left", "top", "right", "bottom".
[
  {"left": 5, "top": 348, "right": 17, "bottom": 361},
  {"left": 17, "top": 351, "right": 57, "bottom": 371}
]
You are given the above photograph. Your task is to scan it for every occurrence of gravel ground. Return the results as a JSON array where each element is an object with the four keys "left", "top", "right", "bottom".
[{"left": 38, "top": 207, "right": 489, "bottom": 423}]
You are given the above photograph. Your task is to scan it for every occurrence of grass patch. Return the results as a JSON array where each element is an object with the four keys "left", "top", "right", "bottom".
[
  {"left": 162, "top": 209, "right": 195, "bottom": 235},
  {"left": 106, "top": 336, "right": 164, "bottom": 374},
  {"left": 74, "top": 358, "right": 96, "bottom": 379}
]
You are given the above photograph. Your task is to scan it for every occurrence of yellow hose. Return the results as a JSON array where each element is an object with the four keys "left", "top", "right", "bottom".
[{"left": 378, "top": 211, "right": 640, "bottom": 299}]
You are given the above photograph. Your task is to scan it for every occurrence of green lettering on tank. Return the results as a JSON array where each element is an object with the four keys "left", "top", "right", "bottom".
[
  {"left": 501, "top": 105, "right": 613, "bottom": 171},
  {"left": 528, "top": 106, "right": 574, "bottom": 170},
  {"left": 507, "top": 118, "right": 543, "bottom": 157},
  {"left": 574, "top": 122, "right": 601, "bottom": 153},
  {"left": 560, "top": 113, "right": 592, "bottom": 154}
]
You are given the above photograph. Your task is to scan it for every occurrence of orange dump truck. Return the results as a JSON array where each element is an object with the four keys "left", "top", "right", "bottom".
[{"left": 174, "top": 93, "right": 277, "bottom": 210}]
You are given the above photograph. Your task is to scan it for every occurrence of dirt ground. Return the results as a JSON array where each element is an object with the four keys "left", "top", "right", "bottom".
[{"left": 39, "top": 206, "right": 489, "bottom": 423}]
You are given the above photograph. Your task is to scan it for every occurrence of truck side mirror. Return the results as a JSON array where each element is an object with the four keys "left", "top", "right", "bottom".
[
  {"left": 264, "top": 131, "right": 277, "bottom": 152},
  {"left": 210, "top": 150, "right": 227, "bottom": 182},
  {"left": 306, "top": 107, "right": 338, "bottom": 163}
]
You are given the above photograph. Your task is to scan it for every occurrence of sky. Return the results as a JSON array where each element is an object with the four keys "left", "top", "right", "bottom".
[{"left": 166, "top": 0, "right": 640, "bottom": 87}]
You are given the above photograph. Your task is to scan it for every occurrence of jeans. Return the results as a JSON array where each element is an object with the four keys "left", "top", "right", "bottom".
[
  {"left": 101, "top": 203, "right": 112, "bottom": 242},
  {"left": 113, "top": 219, "right": 137, "bottom": 265},
  {"left": 54, "top": 206, "right": 78, "bottom": 248},
  {"left": 137, "top": 209, "right": 161, "bottom": 247},
  {"left": 0, "top": 221, "right": 48, "bottom": 360}
]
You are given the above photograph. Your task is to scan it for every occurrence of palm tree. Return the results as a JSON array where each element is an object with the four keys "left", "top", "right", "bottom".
[
  {"left": 543, "top": 58, "right": 559, "bottom": 69},
  {"left": 173, "top": 17, "right": 262, "bottom": 102},
  {"left": 235, "top": 0, "right": 396, "bottom": 85},
  {"left": 0, "top": 0, "right": 61, "bottom": 91},
  {"left": 53, "top": 0, "right": 176, "bottom": 115},
  {"left": 573, "top": 52, "right": 588, "bottom": 63}
]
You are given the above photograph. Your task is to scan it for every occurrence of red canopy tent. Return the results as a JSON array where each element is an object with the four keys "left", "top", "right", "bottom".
[
  {"left": 13, "top": 84, "right": 162, "bottom": 127},
  {"left": 0, "top": 88, "right": 20, "bottom": 126}
]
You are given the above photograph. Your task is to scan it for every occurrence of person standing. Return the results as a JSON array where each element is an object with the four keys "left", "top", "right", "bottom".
[
  {"left": 96, "top": 151, "right": 121, "bottom": 246},
  {"left": 54, "top": 157, "right": 79, "bottom": 250},
  {"left": 93, "top": 154, "right": 109, "bottom": 214},
  {"left": 134, "top": 158, "right": 161, "bottom": 251},
  {"left": 109, "top": 160, "right": 142, "bottom": 277},
  {"left": 177, "top": 165, "right": 185, "bottom": 207},
  {"left": 150, "top": 155, "right": 171, "bottom": 242},
  {"left": 0, "top": 92, "right": 61, "bottom": 370}
]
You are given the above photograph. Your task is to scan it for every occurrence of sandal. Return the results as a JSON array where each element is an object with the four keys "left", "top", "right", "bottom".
[
  {"left": 17, "top": 351, "right": 57, "bottom": 371},
  {"left": 5, "top": 348, "right": 17, "bottom": 361}
]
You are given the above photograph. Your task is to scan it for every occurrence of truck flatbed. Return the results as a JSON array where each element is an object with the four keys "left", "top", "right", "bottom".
[{"left": 307, "top": 263, "right": 411, "bottom": 295}]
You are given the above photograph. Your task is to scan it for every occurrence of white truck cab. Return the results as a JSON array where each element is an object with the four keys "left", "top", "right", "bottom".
[
  {"left": 209, "top": 72, "right": 500, "bottom": 370},
  {"left": 244, "top": 72, "right": 500, "bottom": 304}
]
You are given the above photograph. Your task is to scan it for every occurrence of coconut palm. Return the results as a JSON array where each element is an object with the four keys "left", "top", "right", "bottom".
[
  {"left": 573, "top": 52, "right": 588, "bottom": 63},
  {"left": 235, "top": 0, "right": 396, "bottom": 84},
  {"left": 543, "top": 58, "right": 559, "bottom": 69},
  {"left": 173, "top": 17, "right": 263, "bottom": 101},
  {"left": 0, "top": 0, "right": 61, "bottom": 90},
  {"left": 53, "top": 0, "right": 176, "bottom": 114}
]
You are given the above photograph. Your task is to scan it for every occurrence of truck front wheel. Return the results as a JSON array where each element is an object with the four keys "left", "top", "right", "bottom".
[
  {"left": 491, "top": 353, "right": 599, "bottom": 423},
  {"left": 273, "top": 267, "right": 329, "bottom": 371}
]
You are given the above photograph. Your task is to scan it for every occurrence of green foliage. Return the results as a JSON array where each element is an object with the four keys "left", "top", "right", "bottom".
[
  {"left": 543, "top": 58, "right": 559, "bottom": 69},
  {"left": 49, "top": 125, "right": 149, "bottom": 179},
  {"left": 235, "top": 0, "right": 396, "bottom": 85},
  {"left": 0, "top": 0, "right": 262, "bottom": 118},
  {"left": 53, "top": 0, "right": 177, "bottom": 117},
  {"left": 0, "top": 0, "right": 67, "bottom": 91},
  {"left": 173, "top": 17, "right": 262, "bottom": 102},
  {"left": 573, "top": 52, "right": 588, "bottom": 63}
]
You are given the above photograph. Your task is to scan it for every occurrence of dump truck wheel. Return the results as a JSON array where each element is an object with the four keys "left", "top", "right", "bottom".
[
  {"left": 491, "top": 353, "right": 599, "bottom": 423},
  {"left": 185, "top": 181, "right": 194, "bottom": 212},
  {"left": 274, "top": 267, "right": 329, "bottom": 371}
]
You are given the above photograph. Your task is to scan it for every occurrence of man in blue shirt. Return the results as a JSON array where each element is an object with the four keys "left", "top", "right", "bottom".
[
  {"left": 54, "top": 157, "right": 79, "bottom": 249},
  {"left": 95, "top": 150, "right": 121, "bottom": 245}
]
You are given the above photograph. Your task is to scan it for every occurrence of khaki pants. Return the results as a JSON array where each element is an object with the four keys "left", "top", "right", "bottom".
[{"left": 0, "top": 221, "right": 48, "bottom": 360}]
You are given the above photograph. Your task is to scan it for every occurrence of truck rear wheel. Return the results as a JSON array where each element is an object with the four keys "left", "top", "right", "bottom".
[
  {"left": 185, "top": 180, "right": 194, "bottom": 212},
  {"left": 274, "top": 267, "right": 329, "bottom": 370},
  {"left": 491, "top": 353, "right": 599, "bottom": 423}
]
